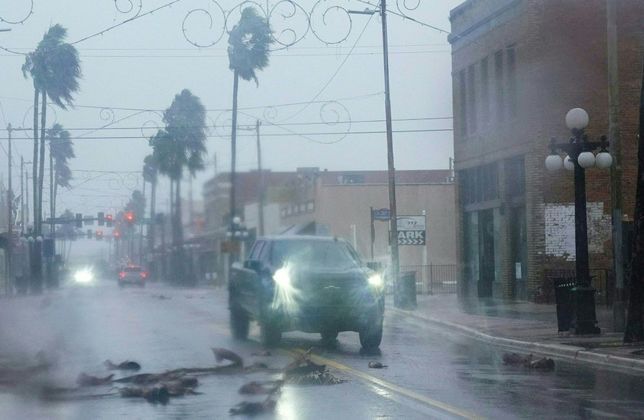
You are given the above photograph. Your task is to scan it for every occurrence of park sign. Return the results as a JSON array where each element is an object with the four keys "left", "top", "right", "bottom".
[{"left": 396, "top": 215, "right": 426, "bottom": 246}]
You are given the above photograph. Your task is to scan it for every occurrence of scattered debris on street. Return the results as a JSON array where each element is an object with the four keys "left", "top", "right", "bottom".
[
  {"left": 502, "top": 353, "right": 555, "bottom": 371},
  {"left": 76, "top": 373, "right": 114, "bottom": 387},
  {"left": 238, "top": 380, "right": 283, "bottom": 395},
  {"left": 230, "top": 395, "right": 277, "bottom": 416},
  {"left": 104, "top": 360, "right": 141, "bottom": 371},
  {"left": 368, "top": 361, "right": 387, "bottom": 369}
]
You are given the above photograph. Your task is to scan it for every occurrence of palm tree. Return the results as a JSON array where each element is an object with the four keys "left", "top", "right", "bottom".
[
  {"left": 47, "top": 123, "right": 74, "bottom": 229},
  {"left": 227, "top": 8, "right": 273, "bottom": 232},
  {"left": 151, "top": 90, "right": 207, "bottom": 284},
  {"left": 22, "top": 24, "right": 81, "bottom": 236},
  {"left": 143, "top": 154, "right": 158, "bottom": 257}
]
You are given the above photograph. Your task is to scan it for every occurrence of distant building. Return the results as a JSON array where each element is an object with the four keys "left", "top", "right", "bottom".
[
  {"left": 200, "top": 168, "right": 457, "bottom": 286},
  {"left": 449, "top": 0, "right": 643, "bottom": 301}
]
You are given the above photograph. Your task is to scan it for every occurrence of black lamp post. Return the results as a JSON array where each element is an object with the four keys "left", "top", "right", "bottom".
[{"left": 545, "top": 108, "right": 613, "bottom": 335}]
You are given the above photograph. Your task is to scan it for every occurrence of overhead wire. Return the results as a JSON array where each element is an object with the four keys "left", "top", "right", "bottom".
[{"left": 277, "top": 11, "right": 376, "bottom": 122}]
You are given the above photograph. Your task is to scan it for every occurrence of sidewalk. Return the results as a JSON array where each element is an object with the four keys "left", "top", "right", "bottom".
[{"left": 388, "top": 294, "right": 644, "bottom": 374}]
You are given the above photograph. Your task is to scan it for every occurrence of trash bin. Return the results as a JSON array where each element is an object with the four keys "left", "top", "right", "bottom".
[
  {"left": 395, "top": 271, "right": 417, "bottom": 309},
  {"left": 553, "top": 278, "right": 575, "bottom": 332}
]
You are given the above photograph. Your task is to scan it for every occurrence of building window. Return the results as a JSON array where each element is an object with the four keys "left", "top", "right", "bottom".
[
  {"left": 467, "top": 64, "right": 477, "bottom": 134},
  {"left": 460, "top": 163, "right": 499, "bottom": 205},
  {"left": 506, "top": 45, "right": 517, "bottom": 119},
  {"left": 480, "top": 57, "right": 489, "bottom": 125},
  {"left": 505, "top": 157, "right": 525, "bottom": 198},
  {"left": 459, "top": 69, "right": 467, "bottom": 138},
  {"left": 494, "top": 50, "right": 504, "bottom": 123}
]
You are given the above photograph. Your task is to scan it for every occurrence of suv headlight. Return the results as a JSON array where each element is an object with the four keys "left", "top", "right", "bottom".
[
  {"left": 273, "top": 266, "right": 291, "bottom": 288},
  {"left": 368, "top": 273, "right": 384, "bottom": 288}
]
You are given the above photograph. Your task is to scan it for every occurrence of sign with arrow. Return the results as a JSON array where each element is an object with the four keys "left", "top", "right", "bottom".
[{"left": 396, "top": 215, "right": 426, "bottom": 246}]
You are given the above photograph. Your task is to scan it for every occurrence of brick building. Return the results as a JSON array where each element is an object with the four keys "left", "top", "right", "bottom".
[{"left": 450, "top": 0, "right": 643, "bottom": 301}]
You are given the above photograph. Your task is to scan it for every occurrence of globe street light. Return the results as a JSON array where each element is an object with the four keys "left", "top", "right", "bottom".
[{"left": 545, "top": 107, "right": 612, "bottom": 335}]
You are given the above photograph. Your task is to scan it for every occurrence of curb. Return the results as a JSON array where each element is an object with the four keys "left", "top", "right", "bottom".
[{"left": 388, "top": 306, "right": 644, "bottom": 375}]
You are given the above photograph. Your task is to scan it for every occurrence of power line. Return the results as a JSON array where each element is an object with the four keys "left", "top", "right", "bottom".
[
  {"left": 279, "top": 12, "right": 376, "bottom": 122},
  {"left": 3, "top": 43, "right": 448, "bottom": 52},
  {"left": 72, "top": 0, "right": 186, "bottom": 45},
  {"left": 0, "top": 92, "right": 383, "bottom": 114},
  {"left": 0, "top": 50, "right": 449, "bottom": 59},
  {"left": 0, "top": 116, "right": 452, "bottom": 132},
  {"left": 0, "top": 128, "right": 452, "bottom": 141},
  {"left": 356, "top": 0, "right": 451, "bottom": 35}
]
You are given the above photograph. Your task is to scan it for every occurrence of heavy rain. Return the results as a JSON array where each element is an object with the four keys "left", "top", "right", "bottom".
[{"left": 1, "top": 1, "right": 644, "bottom": 419}]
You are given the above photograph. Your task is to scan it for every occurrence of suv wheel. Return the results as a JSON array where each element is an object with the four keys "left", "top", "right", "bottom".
[
  {"left": 230, "top": 306, "right": 249, "bottom": 340},
  {"left": 320, "top": 329, "right": 338, "bottom": 347},
  {"left": 359, "top": 309, "right": 383, "bottom": 350},
  {"left": 260, "top": 321, "right": 282, "bottom": 347}
]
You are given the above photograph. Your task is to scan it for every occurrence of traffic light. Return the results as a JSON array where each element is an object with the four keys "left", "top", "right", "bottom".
[
  {"left": 124, "top": 211, "right": 135, "bottom": 224},
  {"left": 105, "top": 214, "right": 113, "bottom": 227},
  {"left": 75, "top": 213, "right": 83, "bottom": 228},
  {"left": 98, "top": 212, "right": 105, "bottom": 226}
]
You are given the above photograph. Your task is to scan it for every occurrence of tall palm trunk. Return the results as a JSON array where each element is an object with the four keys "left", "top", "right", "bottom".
[
  {"left": 147, "top": 177, "right": 156, "bottom": 256},
  {"left": 32, "top": 88, "right": 39, "bottom": 235},
  {"left": 230, "top": 70, "right": 239, "bottom": 232},
  {"left": 38, "top": 91, "right": 47, "bottom": 235},
  {"left": 624, "top": 67, "right": 644, "bottom": 342},
  {"left": 50, "top": 142, "right": 54, "bottom": 237},
  {"left": 174, "top": 175, "right": 183, "bottom": 246}
]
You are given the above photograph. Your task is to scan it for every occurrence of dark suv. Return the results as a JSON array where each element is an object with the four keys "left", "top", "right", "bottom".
[{"left": 228, "top": 236, "right": 385, "bottom": 350}]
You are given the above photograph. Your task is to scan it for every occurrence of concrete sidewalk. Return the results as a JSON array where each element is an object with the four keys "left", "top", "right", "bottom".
[{"left": 388, "top": 294, "right": 644, "bottom": 375}]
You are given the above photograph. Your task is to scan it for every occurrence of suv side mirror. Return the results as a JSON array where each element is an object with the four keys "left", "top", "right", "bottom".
[{"left": 244, "top": 260, "right": 261, "bottom": 272}]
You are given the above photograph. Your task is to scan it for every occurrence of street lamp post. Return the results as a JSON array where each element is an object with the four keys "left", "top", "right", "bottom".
[{"left": 545, "top": 108, "right": 613, "bottom": 335}]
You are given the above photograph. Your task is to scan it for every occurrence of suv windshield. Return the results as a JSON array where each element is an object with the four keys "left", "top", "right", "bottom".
[{"left": 270, "top": 240, "right": 361, "bottom": 270}]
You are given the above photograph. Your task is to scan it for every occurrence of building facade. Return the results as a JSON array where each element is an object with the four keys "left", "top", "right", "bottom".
[
  {"left": 450, "top": 0, "right": 643, "bottom": 301},
  {"left": 201, "top": 168, "right": 458, "bottom": 286}
]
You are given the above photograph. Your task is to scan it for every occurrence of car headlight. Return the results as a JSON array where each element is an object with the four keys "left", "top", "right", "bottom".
[
  {"left": 74, "top": 268, "right": 94, "bottom": 284},
  {"left": 273, "top": 266, "right": 291, "bottom": 288},
  {"left": 368, "top": 273, "right": 384, "bottom": 288}
]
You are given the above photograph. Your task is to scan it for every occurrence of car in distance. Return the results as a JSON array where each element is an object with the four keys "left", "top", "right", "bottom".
[
  {"left": 118, "top": 265, "right": 148, "bottom": 287},
  {"left": 228, "top": 236, "right": 385, "bottom": 350}
]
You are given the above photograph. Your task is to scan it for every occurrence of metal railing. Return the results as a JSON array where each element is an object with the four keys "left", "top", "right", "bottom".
[{"left": 400, "top": 264, "right": 458, "bottom": 295}]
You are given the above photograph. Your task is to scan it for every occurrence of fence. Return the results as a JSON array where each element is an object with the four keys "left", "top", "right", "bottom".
[{"left": 400, "top": 264, "right": 458, "bottom": 295}]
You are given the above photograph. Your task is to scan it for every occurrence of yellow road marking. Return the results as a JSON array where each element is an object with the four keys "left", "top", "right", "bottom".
[{"left": 286, "top": 348, "right": 482, "bottom": 420}]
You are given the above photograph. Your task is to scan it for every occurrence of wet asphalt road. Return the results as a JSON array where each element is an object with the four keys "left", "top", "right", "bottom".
[{"left": 1, "top": 279, "right": 644, "bottom": 419}]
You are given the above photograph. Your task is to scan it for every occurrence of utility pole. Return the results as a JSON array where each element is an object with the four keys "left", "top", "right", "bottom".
[
  {"left": 256, "top": 120, "right": 265, "bottom": 237},
  {"left": 607, "top": 0, "right": 625, "bottom": 332},
  {"left": 6, "top": 124, "right": 13, "bottom": 295},
  {"left": 20, "top": 156, "right": 24, "bottom": 235},
  {"left": 348, "top": 0, "right": 400, "bottom": 303},
  {"left": 380, "top": 0, "right": 400, "bottom": 301}
]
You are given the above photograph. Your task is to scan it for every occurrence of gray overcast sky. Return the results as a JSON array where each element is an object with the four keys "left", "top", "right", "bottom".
[{"left": 0, "top": 0, "right": 461, "bottom": 216}]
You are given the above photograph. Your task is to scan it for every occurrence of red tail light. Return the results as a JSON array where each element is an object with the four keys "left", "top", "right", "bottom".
[
  {"left": 119, "top": 271, "right": 126, "bottom": 279},
  {"left": 140, "top": 271, "right": 148, "bottom": 279}
]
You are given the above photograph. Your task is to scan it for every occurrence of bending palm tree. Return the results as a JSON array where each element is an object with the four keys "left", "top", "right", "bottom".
[
  {"left": 152, "top": 90, "right": 207, "bottom": 284},
  {"left": 227, "top": 8, "right": 273, "bottom": 238},
  {"left": 47, "top": 123, "right": 74, "bottom": 227},
  {"left": 22, "top": 24, "right": 80, "bottom": 293},
  {"left": 22, "top": 24, "right": 81, "bottom": 236}
]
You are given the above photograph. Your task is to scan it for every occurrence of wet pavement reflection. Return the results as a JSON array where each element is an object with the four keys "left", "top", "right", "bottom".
[{"left": 1, "top": 280, "right": 644, "bottom": 419}]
